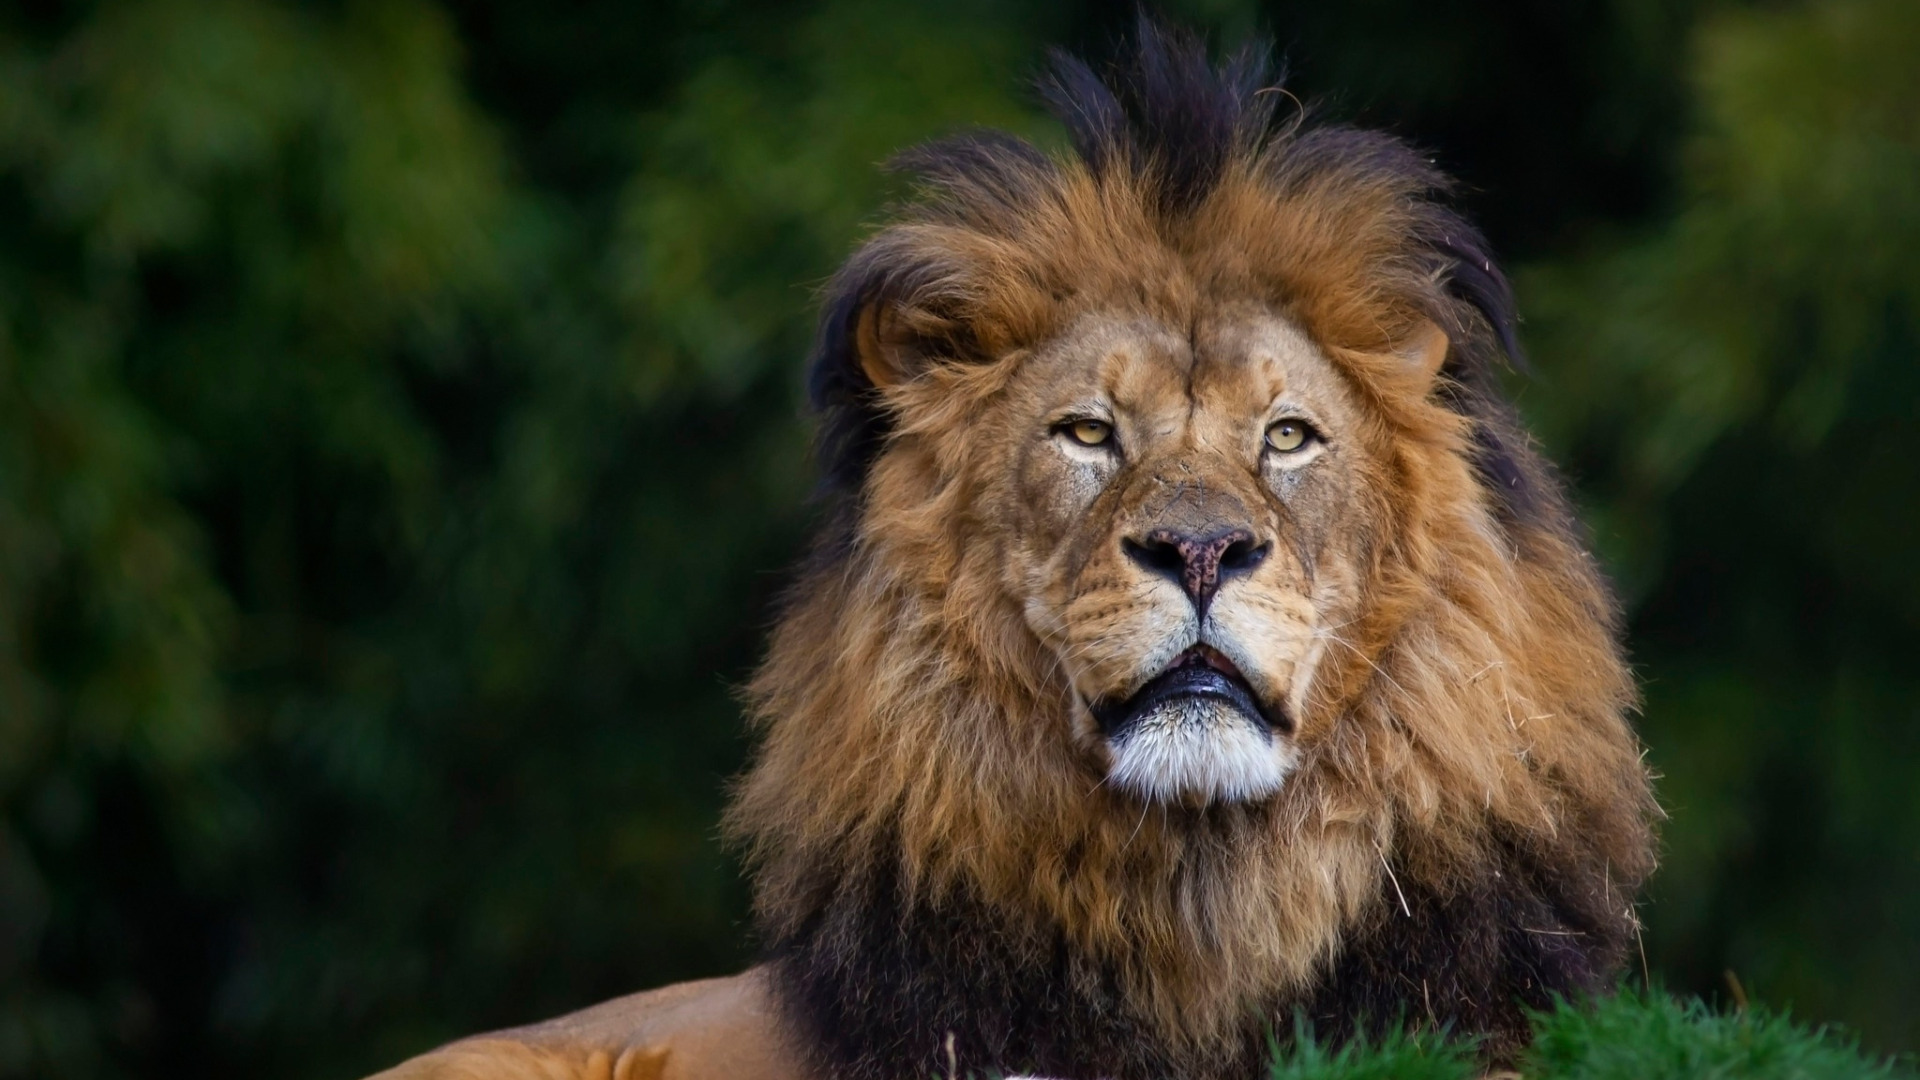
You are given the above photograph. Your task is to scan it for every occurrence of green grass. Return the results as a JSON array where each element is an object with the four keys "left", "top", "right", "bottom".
[
  {"left": 1265, "top": 990, "right": 1914, "bottom": 1080},
  {"left": 1266, "top": 1018, "right": 1477, "bottom": 1080}
]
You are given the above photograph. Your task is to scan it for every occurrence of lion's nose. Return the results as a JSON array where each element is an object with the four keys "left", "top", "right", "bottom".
[{"left": 1124, "top": 527, "right": 1268, "bottom": 614}]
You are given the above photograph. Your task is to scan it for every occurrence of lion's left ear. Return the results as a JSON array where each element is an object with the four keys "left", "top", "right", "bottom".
[{"left": 1398, "top": 319, "right": 1451, "bottom": 383}]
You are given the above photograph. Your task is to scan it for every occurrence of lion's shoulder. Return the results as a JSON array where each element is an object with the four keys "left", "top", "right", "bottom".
[{"left": 366, "top": 968, "right": 801, "bottom": 1080}]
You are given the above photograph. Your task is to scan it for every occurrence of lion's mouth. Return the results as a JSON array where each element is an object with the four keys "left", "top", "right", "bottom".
[{"left": 1090, "top": 645, "right": 1287, "bottom": 737}]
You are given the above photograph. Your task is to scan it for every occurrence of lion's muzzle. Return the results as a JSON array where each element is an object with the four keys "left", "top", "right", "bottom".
[{"left": 1091, "top": 645, "right": 1297, "bottom": 805}]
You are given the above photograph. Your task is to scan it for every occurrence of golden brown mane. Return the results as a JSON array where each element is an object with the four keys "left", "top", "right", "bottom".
[{"left": 725, "top": 23, "right": 1657, "bottom": 1080}]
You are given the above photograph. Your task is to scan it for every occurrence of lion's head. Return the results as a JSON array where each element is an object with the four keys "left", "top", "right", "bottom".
[{"left": 728, "top": 25, "right": 1657, "bottom": 1080}]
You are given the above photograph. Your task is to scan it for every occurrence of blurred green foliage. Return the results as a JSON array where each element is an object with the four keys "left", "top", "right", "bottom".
[{"left": 0, "top": 1, "right": 1913, "bottom": 1077}]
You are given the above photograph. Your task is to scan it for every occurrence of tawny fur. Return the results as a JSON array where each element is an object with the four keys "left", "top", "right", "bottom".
[{"left": 729, "top": 23, "right": 1657, "bottom": 1079}]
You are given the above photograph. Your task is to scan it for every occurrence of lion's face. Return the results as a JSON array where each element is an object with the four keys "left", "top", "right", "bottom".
[{"left": 999, "top": 305, "right": 1382, "bottom": 805}]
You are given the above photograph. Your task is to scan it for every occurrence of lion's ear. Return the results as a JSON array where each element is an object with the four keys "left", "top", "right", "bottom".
[
  {"left": 808, "top": 254, "right": 986, "bottom": 487},
  {"left": 1399, "top": 319, "right": 1451, "bottom": 382},
  {"left": 853, "top": 301, "right": 913, "bottom": 391},
  {"left": 851, "top": 296, "right": 972, "bottom": 391}
]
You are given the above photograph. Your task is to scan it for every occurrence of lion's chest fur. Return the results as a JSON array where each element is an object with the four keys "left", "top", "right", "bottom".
[{"left": 766, "top": 824, "right": 1631, "bottom": 1080}]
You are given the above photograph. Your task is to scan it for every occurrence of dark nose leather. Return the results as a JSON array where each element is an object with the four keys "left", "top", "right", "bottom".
[{"left": 1124, "top": 527, "right": 1267, "bottom": 614}]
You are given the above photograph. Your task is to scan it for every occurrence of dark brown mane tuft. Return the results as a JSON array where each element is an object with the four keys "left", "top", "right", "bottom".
[{"left": 1039, "top": 18, "right": 1277, "bottom": 217}]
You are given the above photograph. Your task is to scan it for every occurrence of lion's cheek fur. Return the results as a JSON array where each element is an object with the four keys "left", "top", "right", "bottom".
[{"left": 1205, "top": 585, "right": 1320, "bottom": 710}]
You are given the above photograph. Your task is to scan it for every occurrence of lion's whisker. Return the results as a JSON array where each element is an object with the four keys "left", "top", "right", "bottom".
[
  {"left": 1121, "top": 796, "right": 1152, "bottom": 851},
  {"left": 1318, "top": 631, "right": 1409, "bottom": 699}
]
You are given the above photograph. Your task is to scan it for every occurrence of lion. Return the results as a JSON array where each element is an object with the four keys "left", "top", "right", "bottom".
[{"left": 372, "top": 23, "right": 1658, "bottom": 1080}]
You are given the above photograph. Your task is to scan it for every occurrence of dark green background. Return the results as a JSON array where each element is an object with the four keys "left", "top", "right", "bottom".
[{"left": 1, "top": 1, "right": 1915, "bottom": 1076}]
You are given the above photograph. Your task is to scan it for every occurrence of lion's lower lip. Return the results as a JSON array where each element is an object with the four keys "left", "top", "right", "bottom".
[{"left": 1091, "top": 650, "right": 1286, "bottom": 737}]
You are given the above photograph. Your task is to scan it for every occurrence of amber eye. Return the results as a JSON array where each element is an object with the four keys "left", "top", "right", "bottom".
[
  {"left": 1265, "top": 419, "right": 1315, "bottom": 453},
  {"left": 1065, "top": 419, "right": 1114, "bottom": 447}
]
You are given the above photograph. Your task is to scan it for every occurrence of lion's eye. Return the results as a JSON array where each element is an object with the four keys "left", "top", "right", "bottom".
[
  {"left": 1265, "top": 420, "right": 1315, "bottom": 453},
  {"left": 1066, "top": 419, "right": 1114, "bottom": 447}
]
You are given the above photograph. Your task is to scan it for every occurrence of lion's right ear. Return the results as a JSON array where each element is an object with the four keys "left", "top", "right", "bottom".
[
  {"left": 807, "top": 256, "right": 970, "bottom": 489},
  {"left": 850, "top": 285, "right": 980, "bottom": 393},
  {"left": 853, "top": 300, "right": 918, "bottom": 391}
]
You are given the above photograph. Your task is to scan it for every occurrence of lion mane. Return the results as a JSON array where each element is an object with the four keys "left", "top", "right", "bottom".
[{"left": 724, "top": 24, "right": 1658, "bottom": 1080}]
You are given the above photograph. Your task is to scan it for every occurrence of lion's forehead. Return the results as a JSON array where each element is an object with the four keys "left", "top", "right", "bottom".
[{"left": 1015, "top": 307, "right": 1359, "bottom": 432}]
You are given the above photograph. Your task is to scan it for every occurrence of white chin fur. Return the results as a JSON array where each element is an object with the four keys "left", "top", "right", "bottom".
[{"left": 1105, "top": 697, "right": 1295, "bottom": 804}]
